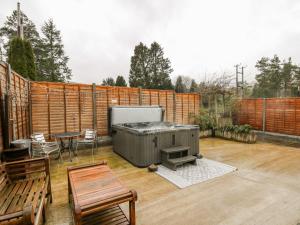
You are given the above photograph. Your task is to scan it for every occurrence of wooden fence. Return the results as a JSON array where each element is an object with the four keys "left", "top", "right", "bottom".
[
  {"left": 237, "top": 98, "right": 300, "bottom": 135},
  {"left": 0, "top": 62, "right": 30, "bottom": 150},
  {"left": 0, "top": 62, "right": 200, "bottom": 151}
]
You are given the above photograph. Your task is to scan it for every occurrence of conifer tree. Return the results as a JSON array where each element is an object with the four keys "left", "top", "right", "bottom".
[
  {"left": 8, "top": 37, "right": 27, "bottom": 77},
  {"left": 129, "top": 42, "right": 150, "bottom": 88},
  {"left": 40, "top": 19, "right": 71, "bottom": 82},
  {"left": 175, "top": 76, "right": 186, "bottom": 93},
  {"left": 24, "top": 40, "right": 36, "bottom": 80},
  {"left": 0, "top": 10, "right": 42, "bottom": 74},
  {"left": 129, "top": 42, "right": 173, "bottom": 89},
  {"left": 190, "top": 79, "right": 198, "bottom": 92},
  {"left": 102, "top": 77, "right": 115, "bottom": 86},
  {"left": 115, "top": 75, "right": 127, "bottom": 86}
]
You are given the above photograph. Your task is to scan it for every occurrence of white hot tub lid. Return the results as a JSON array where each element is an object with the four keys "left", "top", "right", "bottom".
[{"left": 110, "top": 106, "right": 163, "bottom": 126}]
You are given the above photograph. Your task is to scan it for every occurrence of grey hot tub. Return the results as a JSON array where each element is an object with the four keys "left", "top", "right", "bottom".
[{"left": 110, "top": 106, "right": 199, "bottom": 167}]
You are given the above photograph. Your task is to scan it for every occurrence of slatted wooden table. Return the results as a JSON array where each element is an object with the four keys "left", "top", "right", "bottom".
[{"left": 67, "top": 162, "right": 137, "bottom": 225}]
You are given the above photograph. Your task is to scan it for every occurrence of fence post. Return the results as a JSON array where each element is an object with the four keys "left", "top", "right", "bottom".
[
  {"left": 262, "top": 98, "right": 266, "bottom": 132},
  {"left": 173, "top": 91, "right": 176, "bottom": 123},
  {"left": 92, "top": 83, "right": 97, "bottom": 131},
  {"left": 2, "top": 63, "right": 11, "bottom": 148},
  {"left": 63, "top": 85, "right": 67, "bottom": 132},
  {"left": 27, "top": 81, "right": 32, "bottom": 136},
  {"left": 138, "top": 88, "right": 142, "bottom": 105}
]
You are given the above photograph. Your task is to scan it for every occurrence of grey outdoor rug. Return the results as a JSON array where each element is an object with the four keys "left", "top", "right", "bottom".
[{"left": 155, "top": 158, "right": 237, "bottom": 188}]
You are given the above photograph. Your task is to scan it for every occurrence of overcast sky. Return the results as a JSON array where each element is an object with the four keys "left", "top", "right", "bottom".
[{"left": 1, "top": 0, "right": 300, "bottom": 85}]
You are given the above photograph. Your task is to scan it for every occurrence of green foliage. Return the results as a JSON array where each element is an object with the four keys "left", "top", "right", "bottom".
[
  {"left": 129, "top": 42, "right": 173, "bottom": 89},
  {"left": 23, "top": 40, "right": 36, "bottom": 80},
  {"left": 194, "top": 109, "right": 216, "bottom": 131},
  {"left": 102, "top": 77, "right": 115, "bottom": 86},
  {"left": 190, "top": 79, "right": 198, "bottom": 92},
  {"left": 8, "top": 37, "right": 27, "bottom": 77},
  {"left": 0, "top": 10, "right": 42, "bottom": 75},
  {"left": 218, "top": 124, "right": 252, "bottom": 134},
  {"left": 39, "top": 19, "right": 71, "bottom": 82},
  {"left": 252, "top": 55, "right": 300, "bottom": 98},
  {"left": 0, "top": 10, "right": 71, "bottom": 82},
  {"left": 175, "top": 76, "right": 185, "bottom": 93},
  {"left": 115, "top": 75, "right": 127, "bottom": 87},
  {"left": 148, "top": 42, "right": 173, "bottom": 89}
]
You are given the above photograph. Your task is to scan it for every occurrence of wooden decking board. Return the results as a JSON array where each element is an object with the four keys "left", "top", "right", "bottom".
[{"left": 45, "top": 139, "right": 300, "bottom": 225}]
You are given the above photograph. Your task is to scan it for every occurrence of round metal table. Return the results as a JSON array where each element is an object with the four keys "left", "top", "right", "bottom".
[{"left": 54, "top": 132, "right": 81, "bottom": 161}]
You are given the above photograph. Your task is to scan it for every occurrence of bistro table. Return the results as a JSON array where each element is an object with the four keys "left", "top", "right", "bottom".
[{"left": 54, "top": 131, "right": 81, "bottom": 161}]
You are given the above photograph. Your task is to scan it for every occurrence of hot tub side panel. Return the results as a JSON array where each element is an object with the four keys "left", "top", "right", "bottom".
[
  {"left": 112, "top": 128, "right": 142, "bottom": 166},
  {"left": 113, "top": 127, "right": 200, "bottom": 167}
]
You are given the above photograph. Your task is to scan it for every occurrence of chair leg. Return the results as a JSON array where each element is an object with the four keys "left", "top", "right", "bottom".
[
  {"left": 59, "top": 150, "right": 63, "bottom": 163},
  {"left": 75, "top": 142, "right": 79, "bottom": 156},
  {"left": 92, "top": 143, "right": 94, "bottom": 157}
]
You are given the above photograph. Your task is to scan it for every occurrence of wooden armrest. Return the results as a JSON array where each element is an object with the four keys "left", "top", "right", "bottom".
[
  {"left": 4, "top": 157, "right": 49, "bottom": 166},
  {"left": 67, "top": 161, "right": 107, "bottom": 173}
]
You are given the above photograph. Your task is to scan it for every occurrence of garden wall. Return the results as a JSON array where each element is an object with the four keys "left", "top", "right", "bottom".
[
  {"left": 237, "top": 98, "right": 300, "bottom": 135},
  {"left": 0, "top": 62, "right": 200, "bottom": 151}
]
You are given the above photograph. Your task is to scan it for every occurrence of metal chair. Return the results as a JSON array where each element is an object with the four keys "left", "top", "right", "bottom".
[
  {"left": 75, "top": 129, "right": 98, "bottom": 156},
  {"left": 31, "top": 133, "right": 62, "bottom": 162}
]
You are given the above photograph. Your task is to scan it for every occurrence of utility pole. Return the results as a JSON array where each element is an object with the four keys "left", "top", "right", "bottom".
[
  {"left": 235, "top": 64, "right": 246, "bottom": 98},
  {"left": 17, "top": 2, "right": 24, "bottom": 40},
  {"left": 241, "top": 66, "right": 244, "bottom": 98},
  {"left": 235, "top": 64, "right": 240, "bottom": 96}
]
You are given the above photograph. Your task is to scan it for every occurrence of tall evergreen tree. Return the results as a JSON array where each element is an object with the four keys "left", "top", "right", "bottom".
[
  {"left": 190, "top": 79, "right": 198, "bottom": 92},
  {"left": 129, "top": 42, "right": 150, "bottom": 88},
  {"left": 148, "top": 42, "right": 173, "bottom": 89},
  {"left": 252, "top": 55, "right": 300, "bottom": 98},
  {"left": 23, "top": 40, "right": 36, "bottom": 80},
  {"left": 115, "top": 75, "right": 127, "bottom": 86},
  {"left": 8, "top": 37, "right": 27, "bottom": 77},
  {"left": 102, "top": 77, "right": 115, "bottom": 86},
  {"left": 129, "top": 42, "right": 173, "bottom": 89},
  {"left": 175, "top": 76, "right": 186, "bottom": 93},
  {"left": 40, "top": 19, "right": 71, "bottom": 82},
  {"left": 0, "top": 10, "right": 42, "bottom": 73}
]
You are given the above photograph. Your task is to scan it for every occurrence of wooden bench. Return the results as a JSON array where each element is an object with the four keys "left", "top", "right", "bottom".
[
  {"left": 68, "top": 161, "right": 137, "bottom": 225},
  {"left": 0, "top": 157, "right": 52, "bottom": 225}
]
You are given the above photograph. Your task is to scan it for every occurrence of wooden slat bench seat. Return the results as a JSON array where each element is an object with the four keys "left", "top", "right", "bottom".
[
  {"left": 0, "top": 157, "right": 52, "bottom": 225},
  {"left": 68, "top": 162, "right": 137, "bottom": 225}
]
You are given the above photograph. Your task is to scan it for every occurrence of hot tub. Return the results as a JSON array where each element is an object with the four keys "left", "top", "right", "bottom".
[{"left": 110, "top": 106, "right": 199, "bottom": 167}]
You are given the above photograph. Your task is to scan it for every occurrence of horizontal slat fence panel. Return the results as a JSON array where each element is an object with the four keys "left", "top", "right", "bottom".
[
  {"left": 30, "top": 83, "right": 200, "bottom": 136},
  {"left": 237, "top": 98, "right": 300, "bottom": 136},
  {"left": 0, "top": 62, "right": 200, "bottom": 150},
  {"left": 0, "top": 62, "right": 30, "bottom": 152}
]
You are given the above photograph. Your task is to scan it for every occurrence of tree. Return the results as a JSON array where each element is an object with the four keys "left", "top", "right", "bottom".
[
  {"left": 115, "top": 75, "right": 127, "bottom": 86},
  {"left": 0, "top": 9, "right": 42, "bottom": 71},
  {"left": 102, "top": 77, "right": 115, "bottom": 86},
  {"left": 190, "top": 79, "right": 198, "bottom": 92},
  {"left": 148, "top": 42, "right": 173, "bottom": 89},
  {"left": 8, "top": 37, "right": 27, "bottom": 77},
  {"left": 129, "top": 42, "right": 150, "bottom": 88},
  {"left": 39, "top": 19, "right": 71, "bottom": 82},
  {"left": 252, "top": 55, "right": 300, "bottom": 98},
  {"left": 129, "top": 42, "right": 173, "bottom": 89},
  {"left": 175, "top": 76, "right": 185, "bottom": 93},
  {"left": 24, "top": 40, "right": 36, "bottom": 80}
]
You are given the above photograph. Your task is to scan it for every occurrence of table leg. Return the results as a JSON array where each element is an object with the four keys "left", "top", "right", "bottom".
[
  {"left": 69, "top": 137, "right": 72, "bottom": 162},
  {"left": 129, "top": 200, "right": 136, "bottom": 225},
  {"left": 60, "top": 138, "right": 65, "bottom": 152}
]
